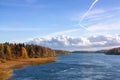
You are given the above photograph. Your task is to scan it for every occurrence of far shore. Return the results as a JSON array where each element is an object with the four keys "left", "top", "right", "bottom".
[{"left": 0, "top": 57, "right": 56, "bottom": 80}]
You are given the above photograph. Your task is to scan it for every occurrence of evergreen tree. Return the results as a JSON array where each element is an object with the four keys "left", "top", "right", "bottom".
[
  {"left": 0, "top": 44, "right": 4, "bottom": 59},
  {"left": 28, "top": 47, "right": 35, "bottom": 58},
  {"left": 4, "top": 45, "right": 12, "bottom": 60}
]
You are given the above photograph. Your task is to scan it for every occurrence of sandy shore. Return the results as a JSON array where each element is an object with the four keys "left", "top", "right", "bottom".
[{"left": 0, "top": 57, "right": 56, "bottom": 80}]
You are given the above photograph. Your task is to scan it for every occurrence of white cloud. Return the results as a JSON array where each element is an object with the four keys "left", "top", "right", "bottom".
[
  {"left": 44, "top": 29, "right": 81, "bottom": 37},
  {"left": 87, "top": 22, "right": 120, "bottom": 32},
  {"left": 85, "top": 9, "right": 112, "bottom": 21},
  {"left": 70, "top": 7, "right": 120, "bottom": 34},
  {"left": 26, "top": 34, "right": 120, "bottom": 51},
  {"left": 87, "top": 9, "right": 106, "bottom": 16},
  {"left": 71, "top": 9, "right": 106, "bottom": 21}
]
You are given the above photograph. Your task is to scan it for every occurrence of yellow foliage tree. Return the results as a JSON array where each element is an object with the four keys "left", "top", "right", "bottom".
[{"left": 21, "top": 47, "right": 28, "bottom": 59}]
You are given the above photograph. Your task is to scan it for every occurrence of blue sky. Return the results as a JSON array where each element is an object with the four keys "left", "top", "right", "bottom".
[{"left": 0, "top": 0, "right": 120, "bottom": 42}]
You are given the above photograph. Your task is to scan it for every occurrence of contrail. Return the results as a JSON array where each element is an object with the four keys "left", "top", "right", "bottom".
[
  {"left": 42, "top": 0, "right": 99, "bottom": 37},
  {"left": 79, "top": 0, "right": 99, "bottom": 31},
  {"left": 80, "top": 0, "right": 99, "bottom": 23},
  {"left": 79, "top": 24, "right": 91, "bottom": 32}
]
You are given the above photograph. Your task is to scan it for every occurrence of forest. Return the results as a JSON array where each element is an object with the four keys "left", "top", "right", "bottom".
[
  {"left": 106, "top": 47, "right": 120, "bottom": 55},
  {"left": 0, "top": 43, "right": 56, "bottom": 63}
]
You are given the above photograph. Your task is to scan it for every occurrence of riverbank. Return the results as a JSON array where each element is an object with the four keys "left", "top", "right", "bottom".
[{"left": 0, "top": 57, "right": 56, "bottom": 80}]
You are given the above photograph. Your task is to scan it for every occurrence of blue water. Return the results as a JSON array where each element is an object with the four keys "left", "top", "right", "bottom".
[{"left": 9, "top": 53, "right": 120, "bottom": 80}]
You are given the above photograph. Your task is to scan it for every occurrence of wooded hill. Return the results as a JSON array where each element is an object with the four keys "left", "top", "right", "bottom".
[
  {"left": 106, "top": 47, "right": 120, "bottom": 55},
  {"left": 55, "top": 50, "right": 70, "bottom": 54},
  {"left": 0, "top": 43, "right": 56, "bottom": 62}
]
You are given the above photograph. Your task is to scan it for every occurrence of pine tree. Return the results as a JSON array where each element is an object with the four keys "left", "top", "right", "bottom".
[
  {"left": 4, "top": 45, "right": 12, "bottom": 60},
  {"left": 28, "top": 47, "right": 35, "bottom": 58},
  {"left": 0, "top": 44, "right": 4, "bottom": 59}
]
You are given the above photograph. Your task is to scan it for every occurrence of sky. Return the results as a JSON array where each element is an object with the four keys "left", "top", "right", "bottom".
[{"left": 0, "top": 0, "right": 120, "bottom": 50}]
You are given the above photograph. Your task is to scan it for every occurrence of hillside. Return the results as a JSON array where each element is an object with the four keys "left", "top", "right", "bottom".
[
  {"left": 55, "top": 50, "right": 70, "bottom": 54},
  {"left": 106, "top": 47, "right": 120, "bottom": 55},
  {"left": 0, "top": 43, "right": 58, "bottom": 80},
  {"left": 0, "top": 43, "right": 56, "bottom": 63},
  {"left": 72, "top": 50, "right": 108, "bottom": 53}
]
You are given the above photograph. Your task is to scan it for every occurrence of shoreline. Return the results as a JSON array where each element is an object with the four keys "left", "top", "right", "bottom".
[{"left": 0, "top": 57, "right": 56, "bottom": 80}]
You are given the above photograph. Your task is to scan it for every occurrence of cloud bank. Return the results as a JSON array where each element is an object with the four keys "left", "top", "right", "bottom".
[{"left": 26, "top": 34, "right": 120, "bottom": 51}]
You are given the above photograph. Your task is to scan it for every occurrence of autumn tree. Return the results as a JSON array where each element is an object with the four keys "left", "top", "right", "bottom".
[
  {"left": 4, "top": 45, "right": 12, "bottom": 60},
  {"left": 0, "top": 43, "right": 57, "bottom": 62},
  {"left": 21, "top": 47, "right": 28, "bottom": 58}
]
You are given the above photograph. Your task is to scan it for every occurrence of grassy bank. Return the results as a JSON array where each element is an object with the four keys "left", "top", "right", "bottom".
[
  {"left": 0, "top": 69, "right": 12, "bottom": 80},
  {"left": 0, "top": 57, "right": 56, "bottom": 80}
]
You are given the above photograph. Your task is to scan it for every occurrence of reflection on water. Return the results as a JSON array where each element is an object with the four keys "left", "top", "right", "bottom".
[{"left": 9, "top": 53, "right": 120, "bottom": 80}]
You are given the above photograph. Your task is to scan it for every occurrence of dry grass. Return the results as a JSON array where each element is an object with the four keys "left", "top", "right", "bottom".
[
  {"left": 0, "top": 69, "right": 12, "bottom": 80},
  {"left": 0, "top": 57, "right": 56, "bottom": 80}
]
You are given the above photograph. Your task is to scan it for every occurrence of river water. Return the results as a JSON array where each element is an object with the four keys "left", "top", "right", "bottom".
[{"left": 9, "top": 53, "right": 120, "bottom": 80}]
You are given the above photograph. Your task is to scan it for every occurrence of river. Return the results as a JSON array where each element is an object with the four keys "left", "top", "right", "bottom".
[{"left": 9, "top": 53, "right": 120, "bottom": 80}]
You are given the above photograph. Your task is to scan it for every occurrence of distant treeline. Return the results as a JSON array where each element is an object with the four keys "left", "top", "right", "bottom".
[
  {"left": 55, "top": 50, "right": 70, "bottom": 54},
  {"left": 106, "top": 47, "right": 120, "bottom": 55},
  {"left": 72, "top": 50, "right": 108, "bottom": 53},
  {"left": 0, "top": 43, "right": 56, "bottom": 62},
  {"left": 71, "top": 47, "right": 120, "bottom": 55}
]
